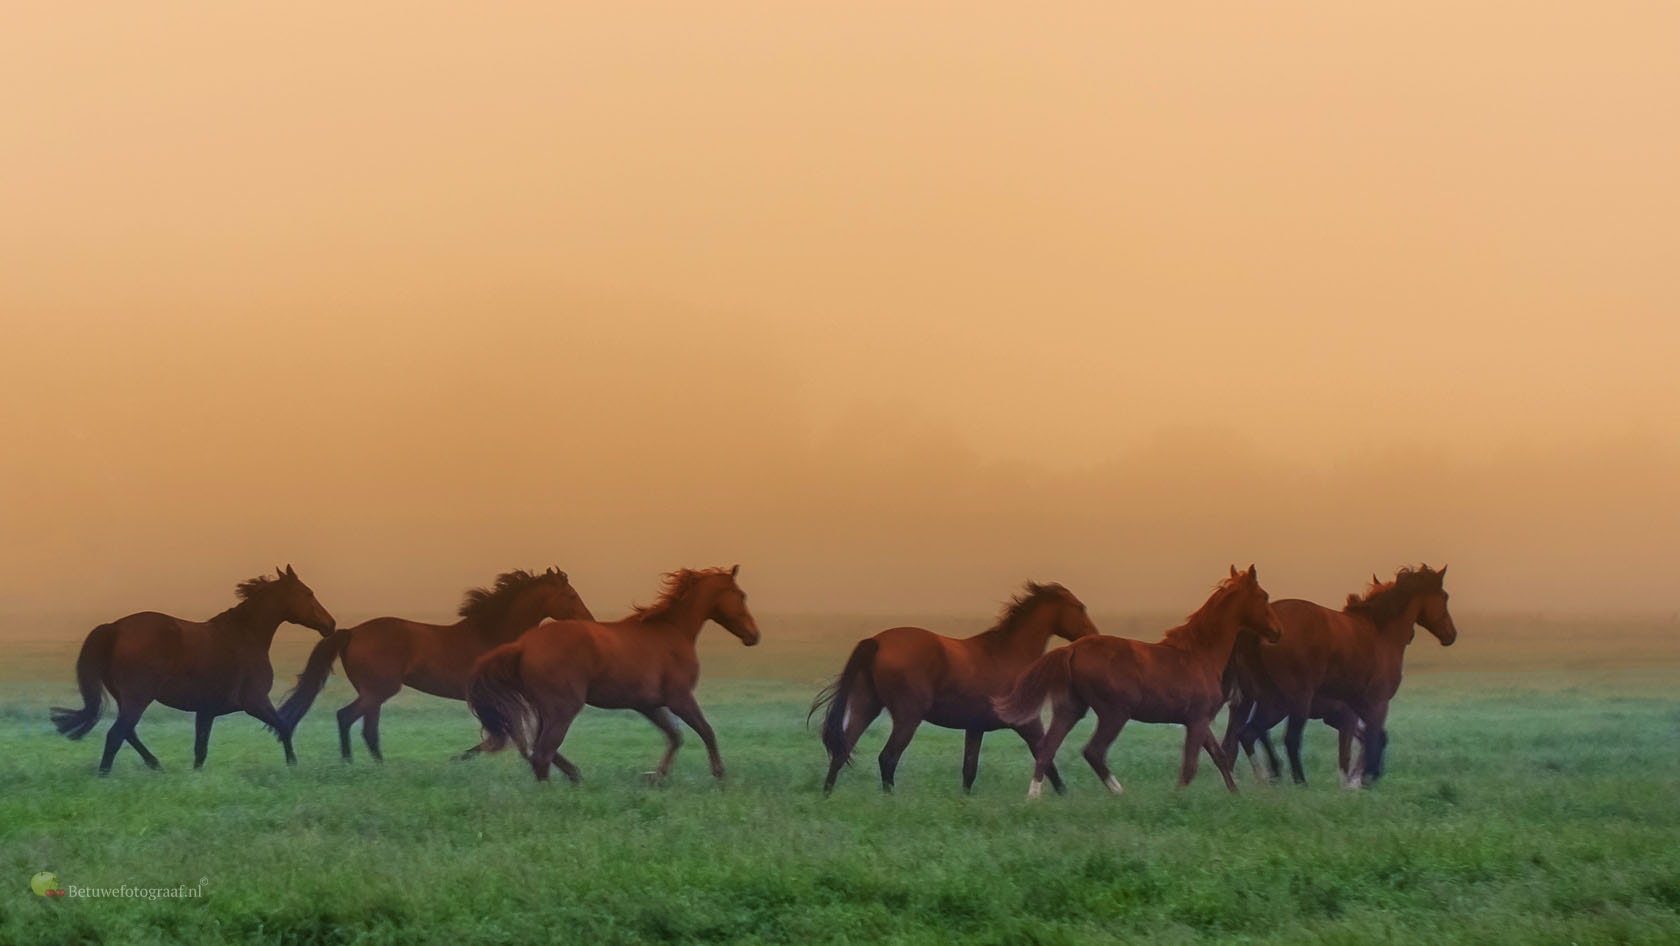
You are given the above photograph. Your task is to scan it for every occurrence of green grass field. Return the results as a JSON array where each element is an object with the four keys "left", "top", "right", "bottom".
[{"left": 3, "top": 614, "right": 1679, "bottom": 945}]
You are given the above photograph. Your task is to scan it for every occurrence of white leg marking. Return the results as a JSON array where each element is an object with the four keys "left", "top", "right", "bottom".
[
  {"left": 1104, "top": 774, "right": 1124, "bottom": 795},
  {"left": 1027, "top": 778, "right": 1044, "bottom": 800},
  {"left": 1250, "top": 754, "right": 1272, "bottom": 783}
]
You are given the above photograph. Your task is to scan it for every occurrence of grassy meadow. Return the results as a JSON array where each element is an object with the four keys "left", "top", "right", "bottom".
[{"left": 2, "top": 612, "right": 1679, "bottom": 945}]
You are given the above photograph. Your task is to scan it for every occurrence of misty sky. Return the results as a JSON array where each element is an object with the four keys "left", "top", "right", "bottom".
[{"left": 3, "top": 3, "right": 1677, "bottom": 622}]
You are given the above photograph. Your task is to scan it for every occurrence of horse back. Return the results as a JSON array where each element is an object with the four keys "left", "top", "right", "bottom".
[
  {"left": 523, "top": 618, "right": 693, "bottom": 708},
  {"left": 868, "top": 626, "right": 958, "bottom": 696},
  {"left": 341, "top": 616, "right": 450, "bottom": 690},
  {"left": 1067, "top": 635, "right": 1222, "bottom": 720},
  {"left": 1258, "top": 598, "right": 1390, "bottom": 709},
  {"left": 108, "top": 611, "right": 211, "bottom": 665}
]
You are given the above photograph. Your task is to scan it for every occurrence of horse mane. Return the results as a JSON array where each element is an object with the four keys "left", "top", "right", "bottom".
[
  {"left": 212, "top": 573, "right": 291, "bottom": 625},
  {"left": 632, "top": 567, "right": 735, "bottom": 621},
  {"left": 459, "top": 569, "right": 561, "bottom": 626},
  {"left": 977, "top": 582, "right": 1070, "bottom": 639},
  {"left": 1344, "top": 565, "right": 1443, "bottom": 626},
  {"left": 235, "top": 575, "right": 279, "bottom": 601},
  {"left": 1160, "top": 574, "right": 1245, "bottom": 648}
]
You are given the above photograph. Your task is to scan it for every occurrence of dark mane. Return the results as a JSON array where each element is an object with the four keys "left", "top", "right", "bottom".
[
  {"left": 977, "top": 582, "right": 1070, "bottom": 639},
  {"left": 1344, "top": 565, "right": 1443, "bottom": 626},
  {"left": 210, "top": 573, "right": 292, "bottom": 625},
  {"left": 1160, "top": 574, "right": 1245, "bottom": 647},
  {"left": 235, "top": 575, "right": 281, "bottom": 601},
  {"left": 632, "top": 567, "right": 734, "bottom": 621},
  {"left": 459, "top": 569, "right": 561, "bottom": 627}
]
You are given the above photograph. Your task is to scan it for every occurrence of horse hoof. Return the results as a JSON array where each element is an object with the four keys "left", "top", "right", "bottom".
[
  {"left": 640, "top": 771, "right": 667, "bottom": 786},
  {"left": 1103, "top": 775, "right": 1124, "bottom": 796},
  {"left": 1026, "top": 780, "right": 1044, "bottom": 801}
]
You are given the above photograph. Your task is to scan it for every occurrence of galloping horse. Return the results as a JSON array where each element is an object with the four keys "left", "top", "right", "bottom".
[
  {"left": 467, "top": 566, "right": 760, "bottom": 783},
  {"left": 1220, "top": 565, "right": 1457, "bottom": 787},
  {"left": 810, "top": 582, "right": 1099, "bottom": 794},
  {"left": 278, "top": 567, "right": 591, "bottom": 762},
  {"left": 52, "top": 566, "right": 337, "bottom": 774},
  {"left": 995, "top": 566, "right": 1283, "bottom": 799}
]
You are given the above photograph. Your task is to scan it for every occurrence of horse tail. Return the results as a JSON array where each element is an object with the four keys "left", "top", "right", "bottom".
[
  {"left": 51, "top": 623, "right": 118, "bottom": 740},
  {"left": 992, "top": 646, "right": 1075, "bottom": 727},
  {"left": 278, "top": 629, "right": 351, "bottom": 729},
  {"left": 808, "top": 638, "right": 879, "bottom": 768},
  {"left": 467, "top": 641, "right": 533, "bottom": 755}
]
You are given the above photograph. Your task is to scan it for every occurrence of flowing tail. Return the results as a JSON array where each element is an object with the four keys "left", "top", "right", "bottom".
[
  {"left": 51, "top": 623, "right": 118, "bottom": 739},
  {"left": 466, "top": 642, "right": 532, "bottom": 755},
  {"left": 992, "top": 646, "right": 1075, "bottom": 727},
  {"left": 807, "top": 638, "right": 879, "bottom": 769},
  {"left": 278, "top": 629, "right": 352, "bottom": 729}
]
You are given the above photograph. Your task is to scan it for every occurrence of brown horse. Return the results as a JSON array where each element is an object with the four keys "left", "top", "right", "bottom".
[
  {"left": 995, "top": 566, "right": 1283, "bottom": 799},
  {"left": 1220, "top": 565, "right": 1457, "bottom": 787},
  {"left": 51, "top": 566, "right": 337, "bottom": 774},
  {"left": 277, "top": 567, "right": 592, "bottom": 762},
  {"left": 467, "top": 566, "right": 760, "bottom": 783},
  {"left": 810, "top": 582, "right": 1099, "bottom": 795}
]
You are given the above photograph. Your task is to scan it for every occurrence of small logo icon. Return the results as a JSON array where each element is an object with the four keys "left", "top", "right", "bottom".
[{"left": 31, "top": 871, "right": 65, "bottom": 898}]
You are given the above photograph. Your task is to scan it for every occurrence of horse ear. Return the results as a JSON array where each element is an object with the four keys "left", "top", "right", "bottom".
[
  {"left": 1372, "top": 573, "right": 1381, "bottom": 588},
  {"left": 730, "top": 564, "right": 740, "bottom": 578},
  {"left": 546, "top": 566, "right": 556, "bottom": 575},
  {"left": 1438, "top": 564, "right": 1448, "bottom": 578},
  {"left": 276, "top": 565, "right": 286, "bottom": 579},
  {"left": 1247, "top": 564, "right": 1258, "bottom": 580},
  {"left": 286, "top": 564, "right": 297, "bottom": 578},
  {"left": 1229, "top": 565, "right": 1240, "bottom": 579}
]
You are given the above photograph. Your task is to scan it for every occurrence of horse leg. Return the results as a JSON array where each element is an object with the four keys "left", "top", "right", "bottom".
[
  {"left": 99, "top": 700, "right": 148, "bottom": 775},
  {"left": 959, "top": 729, "right": 984, "bottom": 793},
  {"left": 1220, "top": 697, "right": 1249, "bottom": 764},
  {"left": 335, "top": 699, "right": 362, "bottom": 762},
  {"left": 528, "top": 701, "right": 581, "bottom": 783},
  {"left": 193, "top": 712, "right": 216, "bottom": 769},
  {"left": 875, "top": 710, "right": 922, "bottom": 793},
  {"left": 1177, "top": 722, "right": 1204, "bottom": 787},
  {"left": 245, "top": 698, "right": 297, "bottom": 765},
  {"left": 823, "top": 697, "right": 881, "bottom": 794},
  {"left": 360, "top": 704, "right": 385, "bottom": 763},
  {"left": 1028, "top": 701, "right": 1085, "bottom": 800},
  {"left": 1256, "top": 729, "right": 1284, "bottom": 781},
  {"left": 1360, "top": 702, "right": 1391, "bottom": 784},
  {"left": 1283, "top": 713, "right": 1309, "bottom": 784},
  {"left": 1012, "top": 720, "right": 1067, "bottom": 795},
  {"left": 1336, "top": 717, "right": 1360, "bottom": 788},
  {"left": 1081, "top": 710, "right": 1129, "bottom": 796},
  {"left": 125, "top": 728, "right": 162, "bottom": 770},
  {"left": 667, "top": 692, "right": 727, "bottom": 781},
  {"left": 639, "top": 707, "right": 684, "bottom": 782},
  {"left": 1200, "top": 724, "right": 1239, "bottom": 793}
]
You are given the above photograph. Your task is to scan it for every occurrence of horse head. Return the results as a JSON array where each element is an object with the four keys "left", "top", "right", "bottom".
[
  {"left": 1229, "top": 564, "right": 1283, "bottom": 644},
  {"left": 1413, "top": 564, "right": 1457, "bottom": 646},
  {"left": 270, "top": 564, "right": 336, "bottom": 637},
  {"left": 709, "top": 564, "right": 761, "bottom": 646},
  {"left": 1046, "top": 585, "right": 1100, "bottom": 641}
]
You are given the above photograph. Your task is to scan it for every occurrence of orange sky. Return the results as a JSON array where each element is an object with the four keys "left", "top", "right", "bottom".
[{"left": 3, "top": 3, "right": 1677, "bottom": 622}]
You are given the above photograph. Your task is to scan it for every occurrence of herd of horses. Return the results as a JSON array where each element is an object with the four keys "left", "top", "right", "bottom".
[{"left": 49, "top": 562, "right": 1457, "bottom": 796}]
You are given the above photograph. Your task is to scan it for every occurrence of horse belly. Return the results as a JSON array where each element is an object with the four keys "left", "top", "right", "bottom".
[
  {"left": 925, "top": 695, "right": 1003, "bottom": 730},
  {"left": 404, "top": 664, "right": 469, "bottom": 701}
]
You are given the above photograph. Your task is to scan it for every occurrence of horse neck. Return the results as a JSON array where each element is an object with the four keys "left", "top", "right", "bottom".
[
  {"left": 469, "top": 597, "right": 548, "bottom": 644},
  {"left": 984, "top": 604, "right": 1060, "bottom": 659},
  {"left": 212, "top": 598, "right": 286, "bottom": 649},
  {"left": 1170, "top": 595, "right": 1246, "bottom": 669},
  {"left": 643, "top": 586, "right": 716, "bottom": 644},
  {"left": 1371, "top": 597, "right": 1425, "bottom": 650}
]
